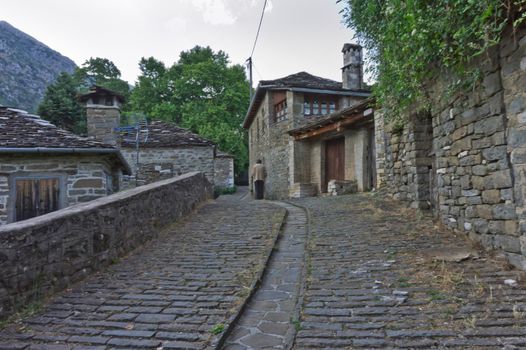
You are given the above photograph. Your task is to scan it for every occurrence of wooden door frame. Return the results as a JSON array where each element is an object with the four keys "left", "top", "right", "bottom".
[
  {"left": 323, "top": 136, "right": 345, "bottom": 193},
  {"left": 8, "top": 173, "right": 66, "bottom": 223}
]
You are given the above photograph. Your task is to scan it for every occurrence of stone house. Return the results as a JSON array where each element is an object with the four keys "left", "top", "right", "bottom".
[
  {"left": 79, "top": 86, "right": 235, "bottom": 189},
  {"left": 0, "top": 107, "right": 131, "bottom": 225},
  {"left": 374, "top": 24, "right": 526, "bottom": 270},
  {"left": 243, "top": 43, "right": 372, "bottom": 199}
]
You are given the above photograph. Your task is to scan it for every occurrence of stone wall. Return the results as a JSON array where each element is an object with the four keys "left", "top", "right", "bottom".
[
  {"left": 248, "top": 92, "right": 291, "bottom": 199},
  {"left": 0, "top": 155, "right": 119, "bottom": 226},
  {"left": 376, "top": 25, "right": 526, "bottom": 270},
  {"left": 0, "top": 172, "right": 213, "bottom": 318},
  {"left": 214, "top": 156, "right": 234, "bottom": 189},
  {"left": 121, "top": 146, "right": 215, "bottom": 189}
]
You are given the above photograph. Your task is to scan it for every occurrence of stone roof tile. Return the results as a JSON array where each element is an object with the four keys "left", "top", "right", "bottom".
[
  {"left": 121, "top": 120, "right": 215, "bottom": 148},
  {"left": 0, "top": 107, "right": 114, "bottom": 149}
]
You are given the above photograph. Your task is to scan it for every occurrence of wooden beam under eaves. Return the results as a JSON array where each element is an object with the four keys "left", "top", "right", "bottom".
[{"left": 292, "top": 114, "right": 364, "bottom": 140}]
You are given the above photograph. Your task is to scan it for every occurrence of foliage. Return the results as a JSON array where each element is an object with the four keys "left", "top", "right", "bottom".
[
  {"left": 74, "top": 57, "right": 131, "bottom": 106},
  {"left": 339, "top": 0, "right": 525, "bottom": 118},
  {"left": 37, "top": 72, "right": 86, "bottom": 134},
  {"left": 37, "top": 58, "right": 130, "bottom": 134},
  {"left": 210, "top": 323, "right": 225, "bottom": 335},
  {"left": 130, "top": 46, "right": 250, "bottom": 174},
  {"left": 214, "top": 186, "right": 237, "bottom": 197}
]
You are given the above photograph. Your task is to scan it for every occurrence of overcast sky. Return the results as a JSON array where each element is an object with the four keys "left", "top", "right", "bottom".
[{"left": 2, "top": 0, "right": 360, "bottom": 86}]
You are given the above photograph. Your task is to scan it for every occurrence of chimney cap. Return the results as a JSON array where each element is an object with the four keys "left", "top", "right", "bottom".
[
  {"left": 342, "top": 43, "right": 362, "bottom": 53},
  {"left": 78, "top": 85, "right": 125, "bottom": 103}
]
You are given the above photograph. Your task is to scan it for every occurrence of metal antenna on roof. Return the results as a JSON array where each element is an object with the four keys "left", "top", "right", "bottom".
[{"left": 114, "top": 113, "right": 149, "bottom": 186}]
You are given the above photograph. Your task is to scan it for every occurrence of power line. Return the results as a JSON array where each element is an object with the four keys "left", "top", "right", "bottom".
[
  {"left": 250, "top": 0, "right": 268, "bottom": 58},
  {"left": 252, "top": 62, "right": 264, "bottom": 80}
]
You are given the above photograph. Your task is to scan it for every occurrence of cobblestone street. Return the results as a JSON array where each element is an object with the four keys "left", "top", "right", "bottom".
[
  {"left": 294, "top": 193, "right": 526, "bottom": 349},
  {"left": 2, "top": 192, "right": 526, "bottom": 349},
  {"left": 0, "top": 192, "right": 286, "bottom": 350}
]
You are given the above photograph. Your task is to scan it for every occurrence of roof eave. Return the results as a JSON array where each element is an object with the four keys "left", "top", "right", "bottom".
[{"left": 0, "top": 147, "right": 132, "bottom": 175}]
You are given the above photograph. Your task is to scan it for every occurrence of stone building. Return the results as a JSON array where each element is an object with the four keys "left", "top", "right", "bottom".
[
  {"left": 243, "top": 43, "right": 371, "bottom": 199},
  {"left": 374, "top": 24, "right": 526, "bottom": 270},
  {"left": 80, "top": 86, "right": 234, "bottom": 189},
  {"left": 0, "top": 107, "right": 131, "bottom": 225},
  {"left": 119, "top": 121, "right": 218, "bottom": 188}
]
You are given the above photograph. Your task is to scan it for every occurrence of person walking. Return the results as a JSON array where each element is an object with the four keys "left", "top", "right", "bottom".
[{"left": 251, "top": 159, "right": 267, "bottom": 200}]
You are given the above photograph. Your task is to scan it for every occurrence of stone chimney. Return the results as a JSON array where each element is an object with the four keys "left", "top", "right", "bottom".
[
  {"left": 79, "top": 86, "right": 123, "bottom": 146},
  {"left": 341, "top": 43, "right": 363, "bottom": 90}
]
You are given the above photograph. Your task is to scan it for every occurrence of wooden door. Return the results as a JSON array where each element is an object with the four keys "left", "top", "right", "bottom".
[
  {"left": 324, "top": 137, "right": 345, "bottom": 192},
  {"left": 15, "top": 178, "right": 60, "bottom": 221}
]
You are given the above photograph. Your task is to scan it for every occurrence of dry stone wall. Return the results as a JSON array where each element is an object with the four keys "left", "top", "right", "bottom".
[
  {"left": 0, "top": 172, "right": 213, "bottom": 318},
  {"left": 377, "top": 25, "right": 526, "bottom": 270}
]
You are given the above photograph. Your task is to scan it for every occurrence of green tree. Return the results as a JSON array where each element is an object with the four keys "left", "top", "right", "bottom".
[
  {"left": 37, "top": 72, "right": 86, "bottom": 134},
  {"left": 75, "top": 57, "right": 130, "bottom": 105},
  {"left": 339, "top": 0, "right": 523, "bottom": 118},
  {"left": 130, "top": 46, "right": 250, "bottom": 174}
]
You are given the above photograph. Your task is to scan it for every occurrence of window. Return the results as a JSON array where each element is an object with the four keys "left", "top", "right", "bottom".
[
  {"left": 312, "top": 100, "right": 319, "bottom": 115},
  {"left": 12, "top": 176, "right": 62, "bottom": 222},
  {"left": 303, "top": 95, "right": 339, "bottom": 117},
  {"left": 104, "top": 96, "right": 114, "bottom": 106},
  {"left": 274, "top": 99, "right": 288, "bottom": 122},
  {"left": 304, "top": 101, "right": 311, "bottom": 115},
  {"left": 329, "top": 101, "right": 336, "bottom": 114}
]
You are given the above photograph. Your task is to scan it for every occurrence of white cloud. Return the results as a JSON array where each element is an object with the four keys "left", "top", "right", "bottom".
[
  {"left": 164, "top": 16, "right": 188, "bottom": 33},
  {"left": 184, "top": 0, "right": 237, "bottom": 25},
  {"left": 265, "top": 0, "right": 273, "bottom": 13}
]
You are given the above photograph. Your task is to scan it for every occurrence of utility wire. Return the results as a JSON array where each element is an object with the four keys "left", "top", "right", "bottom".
[
  {"left": 250, "top": 0, "right": 268, "bottom": 58},
  {"left": 252, "top": 62, "right": 264, "bottom": 80}
]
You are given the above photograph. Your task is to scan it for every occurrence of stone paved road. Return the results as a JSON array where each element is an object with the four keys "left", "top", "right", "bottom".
[
  {"left": 293, "top": 193, "right": 526, "bottom": 349},
  {"left": 0, "top": 193, "right": 286, "bottom": 350},
  {"left": 223, "top": 202, "right": 307, "bottom": 350}
]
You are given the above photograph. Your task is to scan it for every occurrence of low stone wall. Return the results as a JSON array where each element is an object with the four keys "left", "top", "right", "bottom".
[{"left": 0, "top": 172, "right": 213, "bottom": 318}]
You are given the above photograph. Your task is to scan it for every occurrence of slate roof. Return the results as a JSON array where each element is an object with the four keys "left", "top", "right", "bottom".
[
  {"left": 121, "top": 120, "right": 215, "bottom": 148},
  {"left": 259, "top": 72, "right": 346, "bottom": 92},
  {"left": 243, "top": 71, "right": 371, "bottom": 129},
  {"left": 0, "top": 107, "right": 114, "bottom": 149},
  {"left": 216, "top": 151, "right": 234, "bottom": 158}
]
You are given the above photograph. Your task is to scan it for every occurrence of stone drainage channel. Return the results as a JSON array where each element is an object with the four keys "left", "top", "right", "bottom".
[{"left": 221, "top": 202, "right": 308, "bottom": 350}]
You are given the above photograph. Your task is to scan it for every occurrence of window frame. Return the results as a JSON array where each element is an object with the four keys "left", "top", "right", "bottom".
[{"left": 8, "top": 173, "right": 67, "bottom": 223}]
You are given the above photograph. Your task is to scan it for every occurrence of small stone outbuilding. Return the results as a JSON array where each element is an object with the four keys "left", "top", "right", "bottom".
[
  {"left": 0, "top": 107, "right": 131, "bottom": 225},
  {"left": 119, "top": 121, "right": 218, "bottom": 188}
]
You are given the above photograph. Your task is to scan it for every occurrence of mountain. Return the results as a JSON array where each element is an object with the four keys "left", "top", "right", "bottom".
[{"left": 0, "top": 21, "right": 77, "bottom": 112}]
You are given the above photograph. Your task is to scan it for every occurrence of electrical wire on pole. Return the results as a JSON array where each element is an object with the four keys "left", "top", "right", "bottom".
[{"left": 247, "top": 0, "right": 268, "bottom": 102}]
